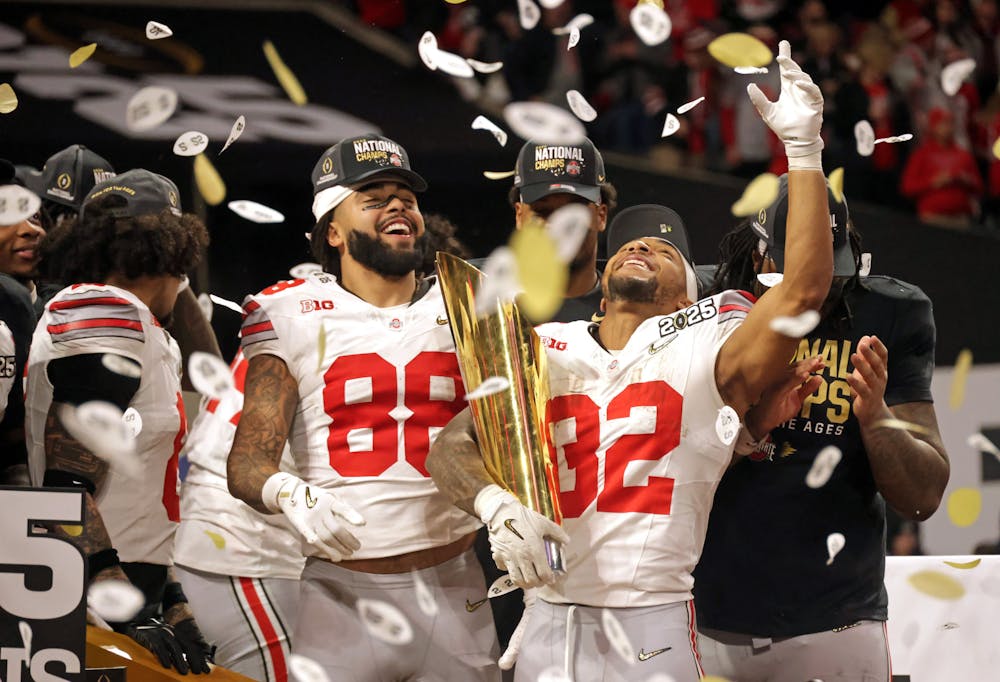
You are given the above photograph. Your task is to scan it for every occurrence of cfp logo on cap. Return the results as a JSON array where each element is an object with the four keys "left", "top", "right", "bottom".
[
  {"left": 168, "top": 190, "right": 179, "bottom": 207},
  {"left": 758, "top": 207, "right": 767, "bottom": 225},
  {"left": 56, "top": 173, "right": 72, "bottom": 190},
  {"left": 322, "top": 157, "right": 334, "bottom": 174}
]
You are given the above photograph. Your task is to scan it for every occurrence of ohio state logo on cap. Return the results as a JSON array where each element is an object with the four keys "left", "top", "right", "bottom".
[{"left": 567, "top": 160, "right": 581, "bottom": 176}]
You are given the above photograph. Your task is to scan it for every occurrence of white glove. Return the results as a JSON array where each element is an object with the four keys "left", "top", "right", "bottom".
[
  {"left": 499, "top": 588, "right": 536, "bottom": 670},
  {"left": 474, "top": 484, "right": 570, "bottom": 588},
  {"left": 747, "top": 39, "right": 824, "bottom": 169},
  {"left": 262, "top": 472, "right": 365, "bottom": 562}
]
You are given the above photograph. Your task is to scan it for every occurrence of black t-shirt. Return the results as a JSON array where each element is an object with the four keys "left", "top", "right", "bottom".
[
  {"left": 549, "top": 276, "right": 603, "bottom": 323},
  {"left": 467, "top": 258, "right": 605, "bottom": 324},
  {"left": 0, "top": 274, "right": 37, "bottom": 472},
  {"left": 693, "top": 276, "right": 935, "bottom": 636}
]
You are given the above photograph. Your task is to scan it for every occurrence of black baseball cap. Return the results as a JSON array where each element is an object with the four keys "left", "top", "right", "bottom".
[
  {"left": 311, "top": 133, "right": 427, "bottom": 222},
  {"left": 84, "top": 169, "right": 182, "bottom": 219},
  {"left": 514, "top": 138, "right": 606, "bottom": 205},
  {"left": 606, "top": 204, "right": 693, "bottom": 263},
  {"left": 25, "top": 144, "right": 116, "bottom": 209},
  {"left": 0, "top": 159, "right": 15, "bottom": 185},
  {"left": 751, "top": 174, "right": 855, "bottom": 277}
]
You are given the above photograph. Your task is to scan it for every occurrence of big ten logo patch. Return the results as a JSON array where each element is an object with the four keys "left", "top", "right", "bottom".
[
  {"left": 792, "top": 337, "right": 854, "bottom": 426},
  {"left": 300, "top": 299, "right": 335, "bottom": 313},
  {"left": 540, "top": 336, "right": 567, "bottom": 351}
]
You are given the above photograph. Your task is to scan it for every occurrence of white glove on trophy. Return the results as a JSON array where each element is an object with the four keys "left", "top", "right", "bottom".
[{"left": 475, "top": 484, "right": 570, "bottom": 588}]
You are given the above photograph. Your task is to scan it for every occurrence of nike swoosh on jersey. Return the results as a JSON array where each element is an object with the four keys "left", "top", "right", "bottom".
[
  {"left": 305, "top": 487, "right": 318, "bottom": 509},
  {"left": 637, "top": 646, "right": 671, "bottom": 661},
  {"left": 504, "top": 518, "right": 524, "bottom": 540},
  {"left": 465, "top": 598, "right": 488, "bottom": 612},
  {"left": 648, "top": 336, "right": 676, "bottom": 354}
]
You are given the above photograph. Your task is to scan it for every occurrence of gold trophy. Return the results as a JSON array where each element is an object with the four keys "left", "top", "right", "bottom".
[{"left": 436, "top": 252, "right": 565, "bottom": 573}]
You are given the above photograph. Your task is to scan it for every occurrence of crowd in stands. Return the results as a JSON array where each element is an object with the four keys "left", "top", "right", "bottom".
[{"left": 348, "top": 0, "right": 1000, "bottom": 231}]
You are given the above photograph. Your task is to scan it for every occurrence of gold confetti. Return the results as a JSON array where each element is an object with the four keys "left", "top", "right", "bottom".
[
  {"left": 639, "top": 0, "right": 665, "bottom": 7},
  {"left": 949, "top": 348, "right": 972, "bottom": 410},
  {"left": 993, "top": 137, "right": 1000, "bottom": 161},
  {"left": 946, "top": 488, "right": 981, "bottom": 528},
  {"left": 872, "top": 418, "right": 933, "bottom": 437},
  {"left": 828, "top": 167, "right": 844, "bottom": 203},
  {"left": 483, "top": 170, "right": 516, "bottom": 180},
  {"left": 907, "top": 570, "right": 965, "bottom": 600},
  {"left": 444, "top": 0, "right": 468, "bottom": 3},
  {"left": 0, "top": 83, "right": 18, "bottom": 114},
  {"left": 731, "top": 172, "right": 779, "bottom": 217},
  {"left": 943, "top": 558, "right": 981, "bottom": 570},
  {"left": 194, "top": 154, "right": 226, "bottom": 205},
  {"left": 317, "top": 321, "right": 327, "bottom": 372},
  {"left": 708, "top": 33, "right": 773, "bottom": 68},
  {"left": 203, "top": 530, "right": 226, "bottom": 549},
  {"left": 60, "top": 524, "right": 83, "bottom": 536},
  {"left": 263, "top": 40, "right": 307, "bottom": 106},
  {"left": 69, "top": 43, "right": 97, "bottom": 68},
  {"left": 511, "top": 222, "right": 567, "bottom": 322}
]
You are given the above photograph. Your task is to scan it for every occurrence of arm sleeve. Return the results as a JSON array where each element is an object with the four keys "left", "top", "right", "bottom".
[
  {"left": 884, "top": 288, "right": 936, "bottom": 406},
  {"left": 47, "top": 353, "right": 141, "bottom": 411}
]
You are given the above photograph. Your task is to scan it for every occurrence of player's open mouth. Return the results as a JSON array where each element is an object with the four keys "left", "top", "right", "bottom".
[
  {"left": 620, "top": 256, "right": 652, "bottom": 271},
  {"left": 380, "top": 221, "right": 413, "bottom": 237}
]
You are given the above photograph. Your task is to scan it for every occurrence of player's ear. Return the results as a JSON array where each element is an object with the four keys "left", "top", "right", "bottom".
[
  {"left": 600, "top": 297, "right": 607, "bottom": 313},
  {"left": 513, "top": 202, "right": 530, "bottom": 230},
  {"left": 327, "top": 210, "right": 346, "bottom": 249},
  {"left": 594, "top": 202, "right": 608, "bottom": 232}
]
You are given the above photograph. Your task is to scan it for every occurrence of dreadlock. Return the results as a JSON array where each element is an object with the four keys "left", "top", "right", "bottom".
[
  {"left": 708, "top": 216, "right": 867, "bottom": 330},
  {"left": 707, "top": 219, "right": 760, "bottom": 296}
]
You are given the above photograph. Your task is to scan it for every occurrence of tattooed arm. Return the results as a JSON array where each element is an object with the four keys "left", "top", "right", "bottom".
[
  {"left": 426, "top": 407, "right": 494, "bottom": 516},
  {"left": 43, "top": 407, "right": 131, "bottom": 583},
  {"left": 227, "top": 354, "right": 298, "bottom": 513}
]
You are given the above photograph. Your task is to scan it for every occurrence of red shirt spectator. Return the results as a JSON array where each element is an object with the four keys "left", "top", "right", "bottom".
[{"left": 901, "top": 108, "right": 984, "bottom": 226}]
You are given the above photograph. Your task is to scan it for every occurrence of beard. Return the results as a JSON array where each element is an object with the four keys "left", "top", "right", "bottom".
[
  {"left": 605, "top": 273, "right": 660, "bottom": 304},
  {"left": 347, "top": 230, "right": 427, "bottom": 278}
]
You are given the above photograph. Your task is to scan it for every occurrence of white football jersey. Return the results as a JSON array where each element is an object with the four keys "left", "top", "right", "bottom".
[
  {"left": 0, "top": 321, "right": 14, "bottom": 420},
  {"left": 176, "top": 352, "right": 305, "bottom": 579},
  {"left": 535, "top": 291, "right": 754, "bottom": 608},
  {"left": 26, "top": 284, "right": 185, "bottom": 566},
  {"left": 240, "top": 272, "right": 480, "bottom": 560}
]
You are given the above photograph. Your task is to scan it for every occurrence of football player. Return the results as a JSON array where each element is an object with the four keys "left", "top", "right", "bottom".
[
  {"left": 25, "top": 169, "right": 214, "bottom": 674},
  {"left": 226, "top": 134, "right": 500, "bottom": 680},
  {"left": 426, "top": 41, "right": 832, "bottom": 681},
  {"left": 174, "top": 351, "right": 303, "bottom": 681},
  {"left": 693, "top": 180, "right": 949, "bottom": 682}
]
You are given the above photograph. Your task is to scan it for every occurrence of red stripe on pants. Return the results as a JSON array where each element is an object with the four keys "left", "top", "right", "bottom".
[{"left": 238, "top": 577, "right": 288, "bottom": 682}]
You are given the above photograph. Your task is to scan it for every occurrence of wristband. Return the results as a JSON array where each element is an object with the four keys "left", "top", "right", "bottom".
[
  {"left": 786, "top": 149, "right": 823, "bottom": 172},
  {"left": 734, "top": 427, "right": 767, "bottom": 456},
  {"left": 162, "top": 581, "right": 188, "bottom": 611},
  {"left": 261, "top": 472, "right": 298, "bottom": 513},
  {"left": 88, "top": 547, "right": 121, "bottom": 578}
]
